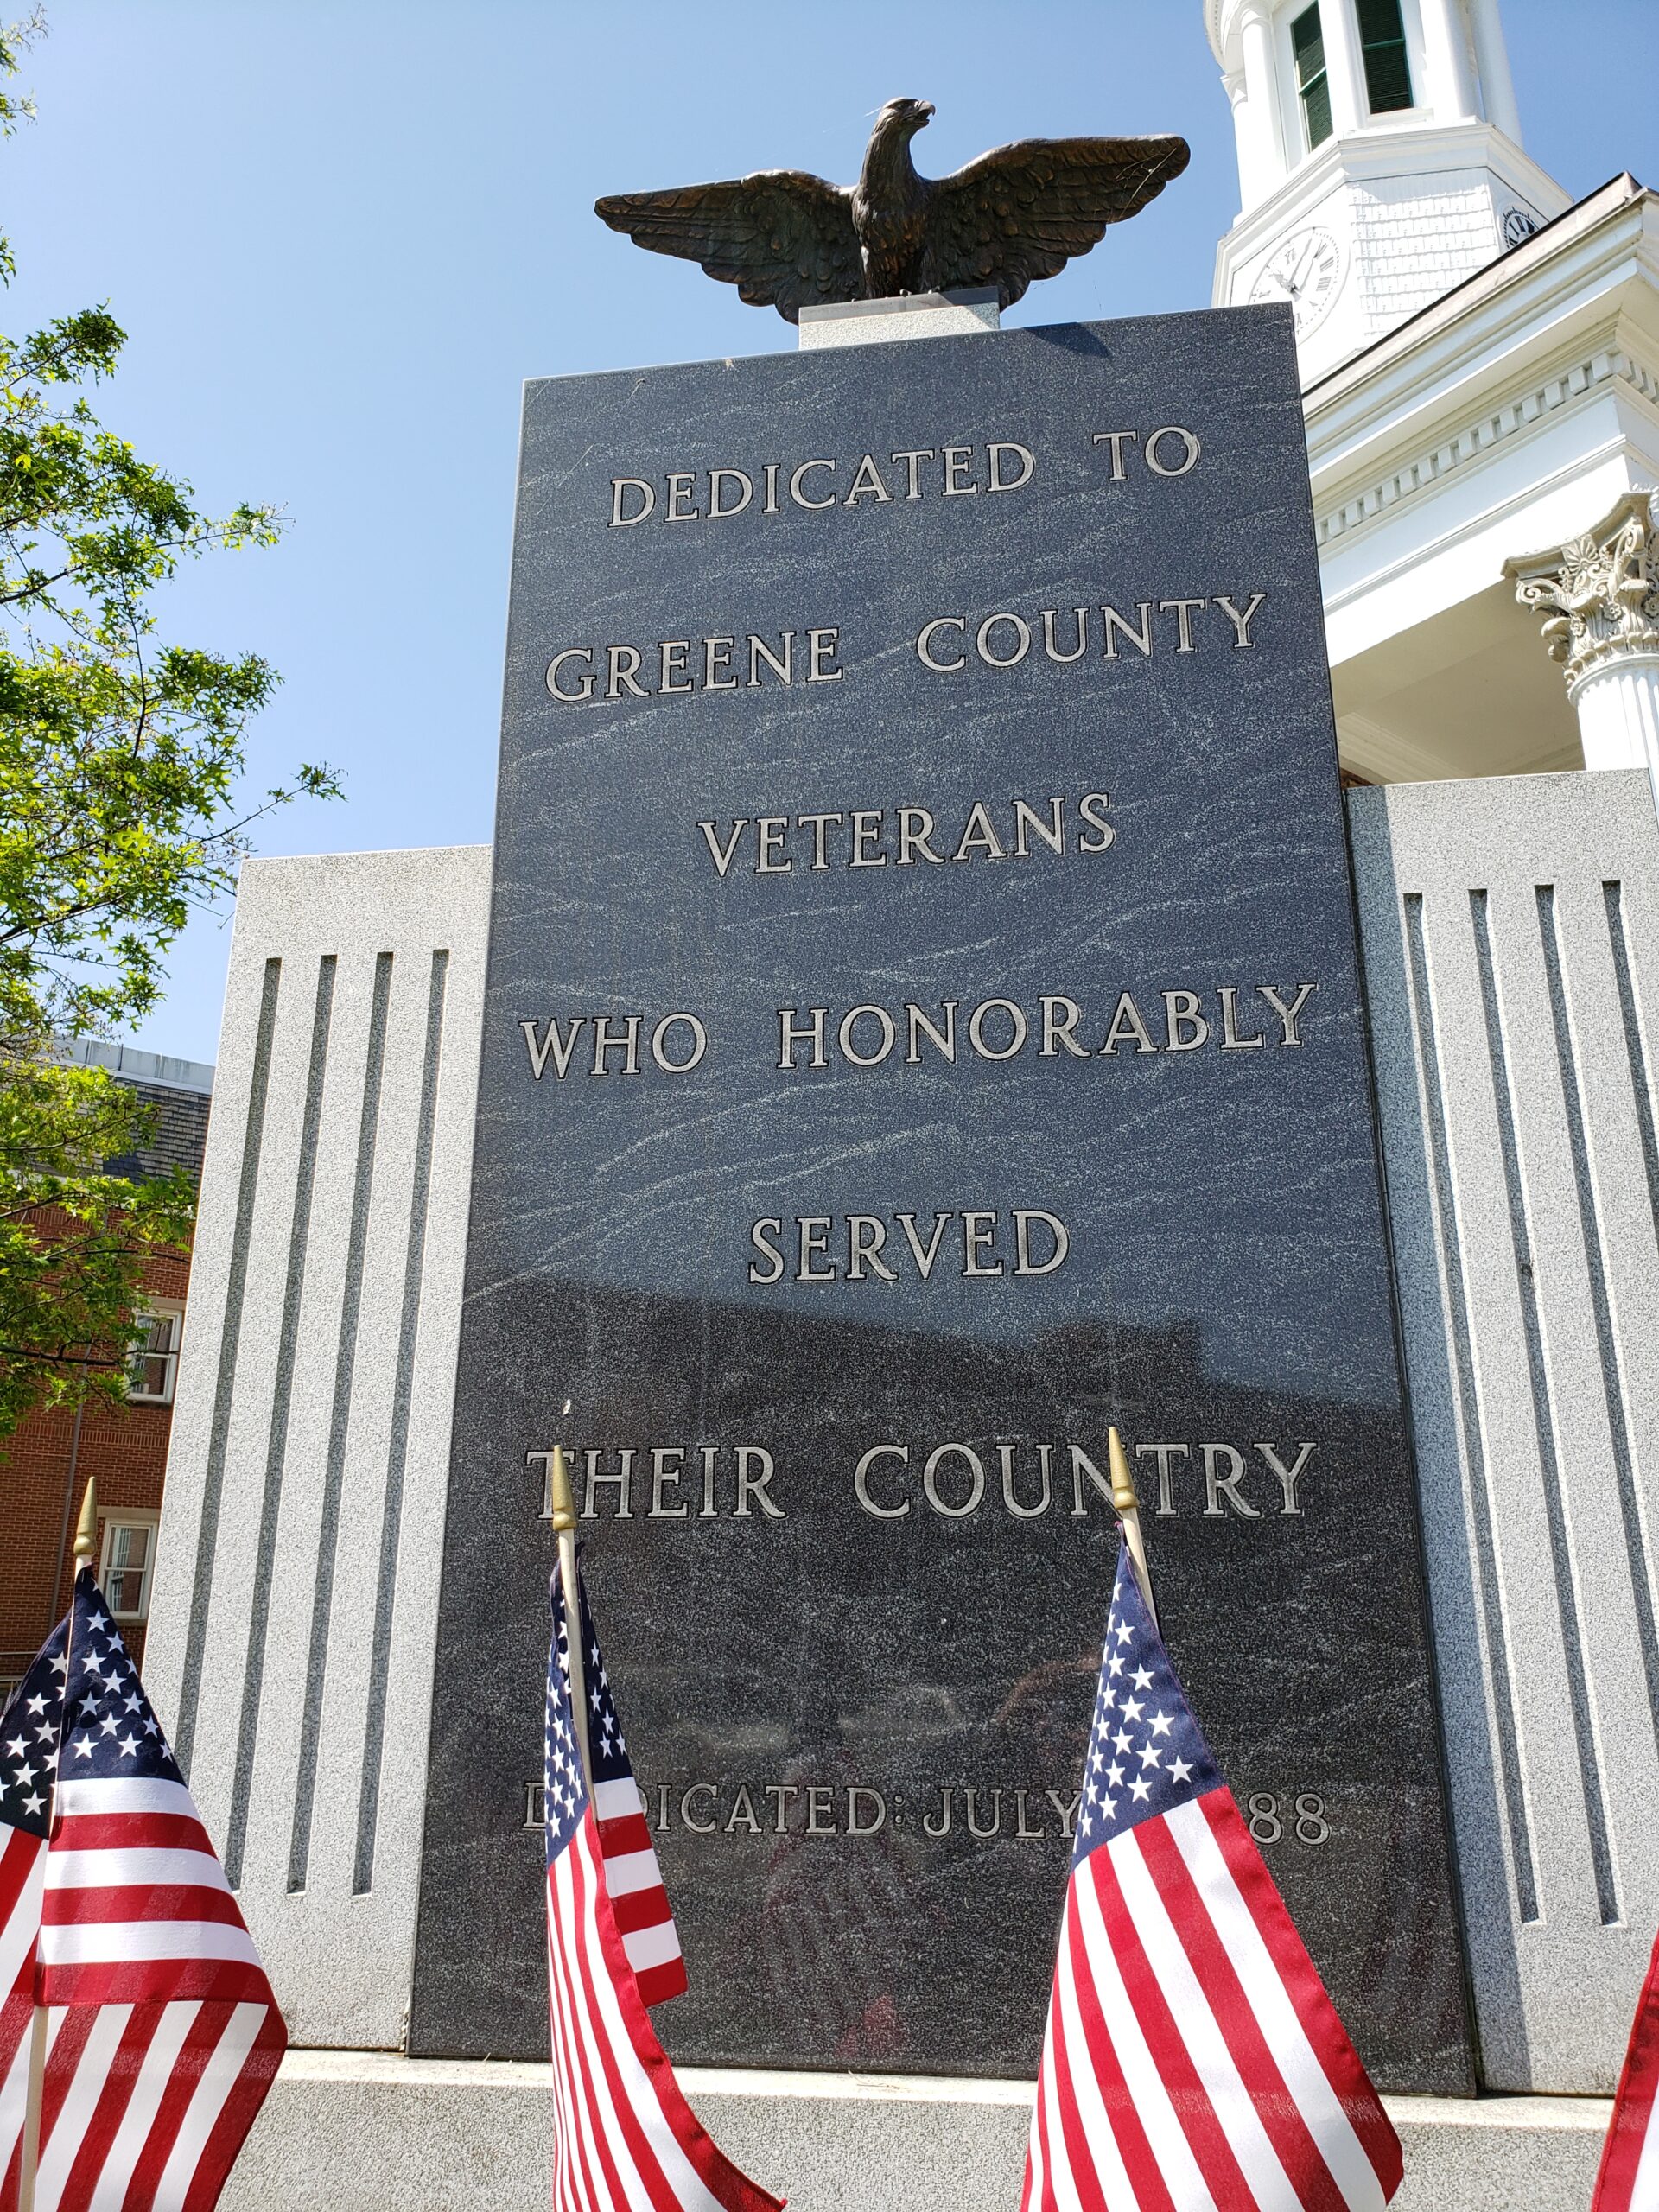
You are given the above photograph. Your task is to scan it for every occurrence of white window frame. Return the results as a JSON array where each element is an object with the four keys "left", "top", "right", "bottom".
[
  {"left": 99, "top": 1513, "right": 159, "bottom": 1624},
  {"left": 126, "top": 1299, "right": 184, "bottom": 1406},
  {"left": 1394, "top": 0, "right": 1432, "bottom": 124},
  {"left": 1281, "top": 0, "right": 1332, "bottom": 159},
  {"left": 1355, "top": 0, "right": 1419, "bottom": 120}
]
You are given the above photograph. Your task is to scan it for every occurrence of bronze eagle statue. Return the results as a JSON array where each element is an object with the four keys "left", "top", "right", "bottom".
[{"left": 594, "top": 97, "right": 1189, "bottom": 323}]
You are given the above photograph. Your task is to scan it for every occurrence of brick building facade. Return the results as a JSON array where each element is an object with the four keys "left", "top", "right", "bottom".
[{"left": 0, "top": 1045, "right": 213, "bottom": 1691}]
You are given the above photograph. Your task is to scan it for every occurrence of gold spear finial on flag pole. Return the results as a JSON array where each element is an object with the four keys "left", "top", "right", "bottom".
[
  {"left": 1109, "top": 1426, "right": 1158, "bottom": 1630},
  {"left": 72, "top": 1474, "right": 98, "bottom": 1575},
  {"left": 20, "top": 1479, "right": 99, "bottom": 2210},
  {"left": 550, "top": 1444, "right": 594, "bottom": 1796}
]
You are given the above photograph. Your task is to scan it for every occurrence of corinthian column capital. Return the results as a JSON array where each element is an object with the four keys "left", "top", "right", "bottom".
[{"left": 1506, "top": 492, "right": 1659, "bottom": 694}]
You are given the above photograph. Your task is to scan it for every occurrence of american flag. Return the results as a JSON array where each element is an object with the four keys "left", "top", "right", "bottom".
[
  {"left": 0, "top": 1570, "right": 285, "bottom": 2211},
  {"left": 1592, "top": 1928, "right": 1659, "bottom": 2211},
  {"left": 543, "top": 1569, "right": 782, "bottom": 2212},
  {"left": 1022, "top": 1546, "right": 1402, "bottom": 2212},
  {"left": 569, "top": 1571, "right": 685, "bottom": 2009}
]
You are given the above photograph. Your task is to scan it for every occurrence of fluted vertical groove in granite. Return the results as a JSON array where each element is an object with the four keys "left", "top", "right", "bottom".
[
  {"left": 1350, "top": 768, "right": 1659, "bottom": 2093},
  {"left": 143, "top": 846, "right": 492, "bottom": 2047}
]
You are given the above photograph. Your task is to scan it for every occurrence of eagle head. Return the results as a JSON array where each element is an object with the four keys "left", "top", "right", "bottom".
[{"left": 875, "top": 96, "right": 935, "bottom": 139}]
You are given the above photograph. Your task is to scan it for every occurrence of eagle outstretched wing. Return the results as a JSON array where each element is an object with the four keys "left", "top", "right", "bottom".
[
  {"left": 919, "top": 134, "right": 1190, "bottom": 308},
  {"left": 594, "top": 172, "right": 866, "bottom": 322}
]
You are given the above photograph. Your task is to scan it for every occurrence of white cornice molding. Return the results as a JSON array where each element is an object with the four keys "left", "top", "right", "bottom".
[
  {"left": 1314, "top": 340, "right": 1659, "bottom": 556},
  {"left": 1336, "top": 709, "right": 1474, "bottom": 783},
  {"left": 1319, "top": 428, "right": 1644, "bottom": 627},
  {"left": 1336, "top": 711, "right": 1435, "bottom": 781},
  {"left": 1226, "top": 120, "right": 1561, "bottom": 239},
  {"left": 1212, "top": 121, "right": 1570, "bottom": 314}
]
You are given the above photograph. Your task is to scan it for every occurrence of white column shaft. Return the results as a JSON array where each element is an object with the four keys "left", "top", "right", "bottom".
[
  {"left": 1224, "top": 74, "right": 1263, "bottom": 213},
  {"left": 1319, "top": 0, "right": 1370, "bottom": 136},
  {"left": 1237, "top": 4, "right": 1287, "bottom": 200},
  {"left": 1465, "top": 0, "right": 1522, "bottom": 140},
  {"left": 1571, "top": 659, "right": 1659, "bottom": 779},
  {"left": 1419, "top": 0, "right": 1479, "bottom": 123}
]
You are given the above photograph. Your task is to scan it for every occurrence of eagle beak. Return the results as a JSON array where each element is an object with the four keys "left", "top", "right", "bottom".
[{"left": 917, "top": 100, "right": 935, "bottom": 119}]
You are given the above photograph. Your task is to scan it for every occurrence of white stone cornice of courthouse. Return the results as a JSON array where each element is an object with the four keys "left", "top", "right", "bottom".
[{"left": 1299, "top": 173, "right": 1659, "bottom": 783}]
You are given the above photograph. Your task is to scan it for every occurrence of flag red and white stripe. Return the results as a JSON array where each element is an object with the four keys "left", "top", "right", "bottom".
[
  {"left": 590, "top": 1777, "right": 683, "bottom": 2010},
  {"left": 0, "top": 1824, "right": 48, "bottom": 2202},
  {"left": 0, "top": 1576, "right": 286, "bottom": 2212},
  {"left": 543, "top": 1570, "right": 780, "bottom": 2212},
  {"left": 1023, "top": 1546, "right": 1402, "bottom": 2212},
  {"left": 1592, "top": 1928, "right": 1659, "bottom": 2212},
  {"left": 546, "top": 1810, "right": 779, "bottom": 2212}
]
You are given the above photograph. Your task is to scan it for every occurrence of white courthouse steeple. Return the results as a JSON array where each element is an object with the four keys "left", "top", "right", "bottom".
[{"left": 1207, "top": 0, "right": 1568, "bottom": 383}]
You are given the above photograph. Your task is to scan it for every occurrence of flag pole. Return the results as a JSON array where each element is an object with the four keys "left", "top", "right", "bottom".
[
  {"left": 549, "top": 1446, "right": 594, "bottom": 1796},
  {"left": 1109, "top": 1427, "right": 1158, "bottom": 1630},
  {"left": 18, "top": 1476, "right": 97, "bottom": 2212}
]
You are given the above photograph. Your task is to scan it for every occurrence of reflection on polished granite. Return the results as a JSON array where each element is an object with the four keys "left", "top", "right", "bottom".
[{"left": 410, "top": 307, "right": 1472, "bottom": 2094}]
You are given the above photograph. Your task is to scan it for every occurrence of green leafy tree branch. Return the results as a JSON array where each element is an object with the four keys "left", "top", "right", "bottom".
[{"left": 0, "top": 10, "right": 339, "bottom": 1433}]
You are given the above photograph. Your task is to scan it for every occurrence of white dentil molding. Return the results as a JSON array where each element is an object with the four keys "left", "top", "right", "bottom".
[{"left": 1315, "top": 341, "right": 1659, "bottom": 557}]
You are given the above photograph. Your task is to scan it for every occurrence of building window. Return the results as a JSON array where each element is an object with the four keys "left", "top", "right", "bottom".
[
  {"left": 1290, "top": 6, "right": 1332, "bottom": 150},
  {"left": 99, "top": 1516, "right": 158, "bottom": 1624},
  {"left": 126, "top": 1302, "right": 182, "bottom": 1405},
  {"left": 1357, "top": 0, "right": 1413, "bottom": 111}
]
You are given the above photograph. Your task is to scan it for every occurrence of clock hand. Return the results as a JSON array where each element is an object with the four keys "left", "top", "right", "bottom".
[{"left": 1287, "top": 237, "right": 1319, "bottom": 297}]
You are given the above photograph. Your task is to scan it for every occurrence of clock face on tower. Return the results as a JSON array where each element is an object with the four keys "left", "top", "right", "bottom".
[{"left": 1249, "top": 227, "right": 1344, "bottom": 338}]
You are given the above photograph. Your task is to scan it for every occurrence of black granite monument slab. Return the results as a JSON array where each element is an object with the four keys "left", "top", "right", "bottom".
[{"left": 409, "top": 305, "right": 1474, "bottom": 2093}]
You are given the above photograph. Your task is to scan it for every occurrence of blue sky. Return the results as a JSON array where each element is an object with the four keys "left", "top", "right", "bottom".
[{"left": 8, "top": 1, "right": 1656, "bottom": 1065}]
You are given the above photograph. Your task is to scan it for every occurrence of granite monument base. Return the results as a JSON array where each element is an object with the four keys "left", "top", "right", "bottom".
[{"left": 226, "top": 2055, "right": 1608, "bottom": 2212}]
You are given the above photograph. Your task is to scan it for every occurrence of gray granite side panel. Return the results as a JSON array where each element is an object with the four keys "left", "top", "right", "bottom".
[
  {"left": 144, "top": 846, "right": 492, "bottom": 2047},
  {"left": 1350, "top": 768, "right": 1659, "bottom": 2092}
]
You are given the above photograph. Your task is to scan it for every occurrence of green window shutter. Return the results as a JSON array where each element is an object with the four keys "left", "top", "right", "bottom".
[
  {"left": 1357, "top": 0, "right": 1414, "bottom": 111},
  {"left": 1291, "top": 4, "right": 1333, "bottom": 148}
]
